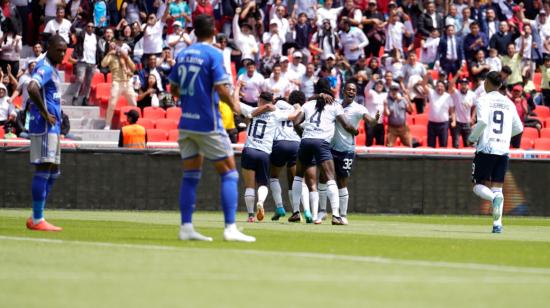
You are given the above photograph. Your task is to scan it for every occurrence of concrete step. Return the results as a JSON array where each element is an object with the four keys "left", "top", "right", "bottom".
[
  {"left": 59, "top": 82, "right": 70, "bottom": 98},
  {"left": 71, "top": 129, "right": 119, "bottom": 142},
  {"left": 69, "top": 117, "right": 106, "bottom": 130},
  {"left": 62, "top": 106, "right": 101, "bottom": 119}
]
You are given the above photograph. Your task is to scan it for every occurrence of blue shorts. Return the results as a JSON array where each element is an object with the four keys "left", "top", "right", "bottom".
[
  {"left": 241, "top": 147, "right": 270, "bottom": 186},
  {"left": 298, "top": 138, "right": 333, "bottom": 167},
  {"left": 270, "top": 140, "right": 300, "bottom": 167},
  {"left": 472, "top": 152, "right": 509, "bottom": 184},
  {"left": 332, "top": 149, "right": 355, "bottom": 178}
]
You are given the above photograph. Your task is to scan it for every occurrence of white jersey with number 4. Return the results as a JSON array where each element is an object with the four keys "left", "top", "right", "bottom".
[
  {"left": 240, "top": 103, "right": 291, "bottom": 154},
  {"left": 301, "top": 100, "right": 344, "bottom": 140},
  {"left": 274, "top": 100, "right": 301, "bottom": 142},
  {"left": 474, "top": 91, "right": 523, "bottom": 155},
  {"left": 332, "top": 100, "right": 367, "bottom": 153}
]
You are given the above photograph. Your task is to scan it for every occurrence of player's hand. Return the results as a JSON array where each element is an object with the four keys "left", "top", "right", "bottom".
[
  {"left": 374, "top": 111, "right": 381, "bottom": 123},
  {"left": 320, "top": 93, "right": 334, "bottom": 104},
  {"left": 45, "top": 113, "right": 56, "bottom": 125},
  {"left": 266, "top": 104, "right": 276, "bottom": 111},
  {"left": 467, "top": 140, "right": 475, "bottom": 147},
  {"left": 451, "top": 121, "right": 456, "bottom": 128}
]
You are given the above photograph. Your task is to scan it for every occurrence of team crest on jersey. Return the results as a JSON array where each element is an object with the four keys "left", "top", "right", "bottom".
[{"left": 36, "top": 68, "right": 45, "bottom": 76}]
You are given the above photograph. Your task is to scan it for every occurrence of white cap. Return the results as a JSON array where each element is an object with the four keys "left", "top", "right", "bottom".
[
  {"left": 270, "top": 19, "right": 278, "bottom": 25},
  {"left": 292, "top": 51, "right": 303, "bottom": 58},
  {"left": 280, "top": 55, "right": 289, "bottom": 62},
  {"left": 173, "top": 21, "right": 182, "bottom": 27},
  {"left": 325, "top": 53, "right": 336, "bottom": 60}
]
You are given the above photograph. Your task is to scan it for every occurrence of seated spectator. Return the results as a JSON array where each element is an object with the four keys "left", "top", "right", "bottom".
[
  {"left": 139, "top": 54, "right": 165, "bottom": 94},
  {"left": 0, "top": 83, "right": 16, "bottom": 132},
  {"left": 469, "top": 49, "right": 490, "bottom": 83},
  {"left": 384, "top": 84, "right": 413, "bottom": 147},
  {"left": 118, "top": 109, "right": 146, "bottom": 149},
  {"left": 44, "top": 6, "right": 72, "bottom": 44},
  {"left": 137, "top": 74, "right": 160, "bottom": 111}
]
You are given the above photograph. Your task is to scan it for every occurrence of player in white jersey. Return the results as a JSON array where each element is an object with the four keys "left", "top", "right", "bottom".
[
  {"left": 468, "top": 71, "right": 523, "bottom": 234},
  {"left": 317, "top": 82, "right": 379, "bottom": 225},
  {"left": 289, "top": 78, "right": 359, "bottom": 225},
  {"left": 237, "top": 90, "right": 301, "bottom": 222},
  {"left": 269, "top": 90, "right": 311, "bottom": 221}
]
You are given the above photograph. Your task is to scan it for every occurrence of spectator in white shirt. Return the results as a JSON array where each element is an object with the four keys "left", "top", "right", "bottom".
[
  {"left": 295, "top": 0, "right": 318, "bottom": 20},
  {"left": 449, "top": 77, "right": 475, "bottom": 148},
  {"left": 424, "top": 79, "right": 456, "bottom": 148},
  {"left": 44, "top": 7, "right": 73, "bottom": 44},
  {"left": 364, "top": 77, "right": 387, "bottom": 146},
  {"left": 141, "top": 8, "right": 170, "bottom": 64},
  {"left": 420, "top": 29, "right": 441, "bottom": 68},
  {"left": 338, "top": 18, "right": 369, "bottom": 65},
  {"left": 237, "top": 60, "right": 265, "bottom": 107},
  {"left": 166, "top": 21, "right": 192, "bottom": 57},
  {"left": 316, "top": 0, "right": 344, "bottom": 29},
  {"left": 310, "top": 19, "right": 340, "bottom": 60},
  {"left": 385, "top": 13, "right": 410, "bottom": 54},
  {"left": 280, "top": 56, "right": 300, "bottom": 91},
  {"left": 272, "top": 5, "right": 290, "bottom": 39},
  {"left": 262, "top": 63, "right": 292, "bottom": 100},
  {"left": 288, "top": 51, "right": 306, "bottom": 79},
  {"left": 300, "top": 63, "right": 317, "bottom": 99},
  {"left": 263, "top": 20, "right": 285, "bottom": 57},
  {"left": 234, "top": 7, "right": 259, "bottom": 62},
  {"left": 402, "top": 52, "right": 427, "bottom": 87}
]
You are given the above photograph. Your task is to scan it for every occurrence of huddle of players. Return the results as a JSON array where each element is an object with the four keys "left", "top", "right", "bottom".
[{"left": 236, "top": 78, "right": 379, "bottom": 225}]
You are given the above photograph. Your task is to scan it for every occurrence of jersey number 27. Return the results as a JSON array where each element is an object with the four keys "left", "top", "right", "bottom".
[{"left": 178, "top": 65, "right": 200, "bottom": 96}]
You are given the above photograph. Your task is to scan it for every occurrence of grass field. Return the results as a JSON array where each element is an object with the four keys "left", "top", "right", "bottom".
[{"left": 1, "top": 209, "right": 550, "bottom": 308}]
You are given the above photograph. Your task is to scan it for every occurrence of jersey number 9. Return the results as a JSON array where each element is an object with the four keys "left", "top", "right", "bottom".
[{"left": 492, "top": 110, "right": 504, "bottom": 134}]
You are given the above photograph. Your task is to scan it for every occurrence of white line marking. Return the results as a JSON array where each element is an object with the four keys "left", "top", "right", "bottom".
[{"left": 1, "top": 235, "right": 550, "bottom": 276}]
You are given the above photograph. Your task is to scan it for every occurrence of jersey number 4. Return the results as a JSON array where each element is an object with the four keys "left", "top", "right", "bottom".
[
  {"left": 248, "top": 119, "right": 267, "bottom": 139},
  {"left": 178, "top": 65, "right": 200, "bottom": 96},
  {"left": 492, "top": 110, "right": 504, "bottom": 134},
  {"left": 309, "top": 110, "right": 322, "bottom": 127}
]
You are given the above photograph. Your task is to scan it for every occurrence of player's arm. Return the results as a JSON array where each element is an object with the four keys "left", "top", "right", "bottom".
[
  {"left": 285, "top": 105, "right": 302, "bottom": 122},
  {"left": 468, "top": 100, "right": 488, "bottom": 145},
  {"left": 363, "top": 111, "right": 379, "bottom": 126},
  {"left": 216, "top": 83, "right": 240, "bottom": 114},
  {"left": 251, "top": 104, "right": 276, "bottom": 117},
  {"left": 511, "top": 106, "right": 524, "bottom": 137},
  {"left": 336, "top": 115, "right": 359, "bottom": 136},
  {"left": 27, "top": 80, "right": 55, "bottom": 125}
]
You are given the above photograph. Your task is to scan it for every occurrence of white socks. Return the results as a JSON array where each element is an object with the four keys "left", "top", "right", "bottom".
[
  {"left": 257, "top": 185, "right": 268, "bottom": 205},
  {"left": 270, "top": 178, "right": 283, "bottom": 207},
  {"left": 492, "top": 187, "right": 504, "bottom": 226},
  {"left": 244, "top": 188, "right": 255, "bottom": 214},
  {"left": 310, "top": 191, "right": 319, "bottom": 219},
  {"left": 473, "top": 184, "right": 495, "bottom": 201},
  {"left": 326, "top": 180, "right": 340, "bottom": 217},
  {"left": 291, "top": 177, "right": 303, "bottom": 212},
  {"left": 301, "top": 182, "right": 310, "bottom": 212},
  {"left": 339, "top": 188, "right": 349, "bottom": 217},
  {"left": 318, "top": 183, "right": 327, "bottom": 212}
]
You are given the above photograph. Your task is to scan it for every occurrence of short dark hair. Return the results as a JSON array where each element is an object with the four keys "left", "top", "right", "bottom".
[
  {"left": 486, "top": 71, "right": 503, "bottom": 87},
  {"left": 48, "top": 35, "right": 66, "bottom": 48},
  {"left": 289, "top": 90, "right": 306, "bottom": 106},
  {"left": 470, "top": 21, "right": 480, "bottom": 28},
  {"left": 501, "top": 65, "right": 512, "bottom": 75},
  {"left": 194, "top": 14, "right": 215, "bottom": 40}
]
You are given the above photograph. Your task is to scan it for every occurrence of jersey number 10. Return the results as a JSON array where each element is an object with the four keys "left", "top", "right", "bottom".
[{"left": 248, "top": 119, "right": 267, "bottom": 139}]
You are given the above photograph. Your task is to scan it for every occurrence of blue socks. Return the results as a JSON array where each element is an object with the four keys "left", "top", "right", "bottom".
[
  {"left": 31, "top": 172, "right": 50, "bottom": 220},
  {"left": 179, "top": 170, "right": 201, "bottom": 224},
  {"left": 46, "top": 170, "right": 60, "bottom": 197},
  {"left": 220, "top": 170, "right": 239, "bottom": 225}
]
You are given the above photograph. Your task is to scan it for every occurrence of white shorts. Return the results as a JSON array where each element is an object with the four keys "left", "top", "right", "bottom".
[
  {"left": 178, "top": 130, "right": 234, "bottom": 161},
  {"left": 30, "top": 133, "right": 61, "bottom": 165}
]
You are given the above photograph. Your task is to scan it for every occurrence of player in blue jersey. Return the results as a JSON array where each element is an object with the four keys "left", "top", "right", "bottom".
[
  {"left": 25, "top": 35, "right": 67, "bottom": 231},
  {"left": 168, "top": 15, "right": 255, "bottom": 242}
]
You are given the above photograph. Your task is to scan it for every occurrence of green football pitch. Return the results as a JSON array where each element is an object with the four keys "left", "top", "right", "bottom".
[{"left": 1, "top": 209, "right": 550, "bottom": 308}]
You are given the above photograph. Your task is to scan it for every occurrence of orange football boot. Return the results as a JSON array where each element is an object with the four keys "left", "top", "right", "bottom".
[{"left": 26, "top": 217, "right": 63, "bottom": 231}]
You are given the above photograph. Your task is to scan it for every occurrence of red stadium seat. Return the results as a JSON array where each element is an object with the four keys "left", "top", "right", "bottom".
[
  {"left": 147, "top": 129, "right": 168, "bottom": 142},
  {"left": 541, "top": 128, "right": 550, "bottom": 139},
  {"left": 357, "top": 120, "right": 365, "bottom": 134},
  {"left": 91, "top": 72, "right": 105, "bottom": 87},
  {"left": 93, "top": 83, "right": 111, "bottom": 104},
  {"left": 355, "top": 131, "right": 366, "bottom": 146},
  {"left": 534, "top": 72, "right": 542, "bottom": 92},
  {"left": 137, "top": 118, "right": 155, "bottom": 129},
  {"left": 412, "top": 113, "right": 429, "bottom": 126},
  {"left": 166, "top": 106, "right": 182, "bottom": 120},
  {"left": 545, "top": 117, "right": 550, "bottom": 128},
  {"left": 534, "top": 138, "right": 550, "bottom": 150},
  {"left": 12, "top": 95, "right": 22, "bottom": 109},
  {"left": 106, "top": 73, "right": 112, "bottom": 83},
  {"left": 60, "top": 47, "right": 73, "bottom": 71},
  {"left": 119, "top": 106, "right": 142, "bottom": 126},
  {"left": 168, "top": 129, "right": 179, "bottom": 142},
  {"left": 143, "top": 107, "right": 166, "bottom": 120},
  {"left": 520, "top": 137, "right": 534, "bottom": 150},
  {"left": 429, "top": 70, "right": 439, "bottom": 81},
  {"left": 155, "top": 119, "right": 178, "bottom": 130},
  {"left": 0, "top": 126, "right": 4, "bottom": 139},
  {"left": 409, "top": 125, "right": 427, "bottom": 138},
  {"left": 237, "top": 131, "right": 247, "bottom": 144},
  {"left": 534, "top": 105, "right": 550, "bottom": 118},
  {"left": 523, "top": 127, "right": 539, "bottom": 140}
]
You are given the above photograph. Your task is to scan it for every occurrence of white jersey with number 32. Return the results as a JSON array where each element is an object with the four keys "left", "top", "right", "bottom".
[
  {"left": 475, "top": 91, "right": 523, "bottom": 155},
  {"left": 331, "top": 100, "right": 367, "bottom": 153},
  {"left": 300, "top": 100, "right": 344, "bottom": 140},
  {"left": 240, "top": 103, "right": 290, "bottom": 154}
]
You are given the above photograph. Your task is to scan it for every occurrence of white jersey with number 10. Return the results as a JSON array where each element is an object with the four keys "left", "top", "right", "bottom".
[
  {"left": 240, "top": 103, "right": 291, "bottom": 154},
  {"left": 475, "top": 91, "right": 523, "bottom": 155},
  {"left": 300, "top": 100, "right": 345, "bottom": 140}
]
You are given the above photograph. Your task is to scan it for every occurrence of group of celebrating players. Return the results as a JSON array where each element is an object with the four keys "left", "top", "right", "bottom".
[{"left": 24, "top": 13, "right": 523, "bottom": 242}]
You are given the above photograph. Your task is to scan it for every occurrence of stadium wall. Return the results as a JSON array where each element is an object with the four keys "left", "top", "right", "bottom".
[{"left": 1, "top": 149, "right": 548, "bottom": 216}]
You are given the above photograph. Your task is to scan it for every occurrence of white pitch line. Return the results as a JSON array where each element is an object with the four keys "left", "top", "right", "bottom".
[{"left": 1, "top": 235, "right": 550, "bottom": 276}]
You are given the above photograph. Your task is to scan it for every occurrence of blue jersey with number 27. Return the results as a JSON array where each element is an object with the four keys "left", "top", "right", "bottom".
[
  {"left": 29, "top": 57, "right": 62, "bottom": 135},
  {"left": 168, "top": 42, "right": 230, "bottom": 133}
]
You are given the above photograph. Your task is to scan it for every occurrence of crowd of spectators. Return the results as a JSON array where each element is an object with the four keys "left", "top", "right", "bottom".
[{"left": 0, "top": 0, "right": 549, "bottom": 149}]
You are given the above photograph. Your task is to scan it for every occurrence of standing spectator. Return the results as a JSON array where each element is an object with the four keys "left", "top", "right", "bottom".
[
  {"left": 469, "top": 49, "right": 491, "bottom": 83},
  {"left": 402, "top": 52, "right": 426, "bottom": 87},
  {"left": 233, "top": 8, "right": 259, "bottom": 62},
  {"left": 294, "top": 0, "right": 317, "bottom": 20},
  {"left": 64, "top": 22, "right": 101, "bottom": 106},
  {"left": 0, "top": 18, "right": 22, "bottom": 77},
  {"left": 310, "top": 19, "right": 340, "bottom": 60},
  {"left": 101, "top": 41, "right": 137, "bottom": 129},
  {"left": 445, "top": 5, "right": 460, "bottom": 33},
  {"left": 262, "top": 63, "right": 292, "bottom": 100},
  {"left": 300, "top": 63, "right": 317, "bottom": 99},
  {"left": 362, "top": 0, "right": 385, "bottom": 58},
  {"left": 0, "top": 83, "right": 16, "bottom": 131},
  {"left": 44, "top": 0, "right": 60, "bottom": 25},
  {"left": 13, "top": 0, "right": 31, "bottom": 47},
  {"left": 44, "top": 6, "right": 73, "bottom": 44},
  {"left": 489, "top": 21, "right": 514, "bottom": 56},
  {"left": 338, "top": 0, "right": 363, "bottom": 27},
  {"left": 31, "top": 43, "right": 44, "bottom": 61},
  {"left": 486, "top": 48, "right": 502, "bottom": 72},
  {"left": 293, "top": 12, "right": 313, "bottom": 61},
  {"left": 289, "top": 51, "right": 306, "bottom": 79},
  {"left": 384, "top": 84, "right": 413, "bottom": 147},
  {"left": 420, "top": 29, "right": 440, "bottom": 68},
  {"left": 364, "top": 76, "right": 386, "bottom": 146},
  {"left": 166, "top": 21, "right": 191, "bottom": 57},
  {"left": 481, "top": 8, "right": 499, "bottom": 40},
  {"left": 263, "top": 20, "right": 285, "bottom": 57},
  {"left": 192, "top": 0, "right": 214, "bottom": 23},
  {"left": 515, "top": 24, "right": 542, "bottom": 78},
  {"left": 280, "top": 56, "right": 300, "bottom": 91},
  {"left": 457, "top": 7, "right": 474, "bottom": 37},
  {"left": 121, "top": 0, "right": 146, "bottom": 25},
  {"left": 141, "top": 8, "right": 170, "bottom": 64},
  {"left": 463, "top": 21, "right": 488, "bottom": 62},
  {"left": 98, "top": 28, "right": 115, "bottom": 74},
  {"left": 316, "top": 0, "right": 344, "bottom": 29},
  {"left": 384, "top": 12, "right": 409, "bottom": 54},
  {"left": 216, "top": 34, "right": 240, "bottom": 87},
  {"left": 272, "top": 5, "right": 290, "bottom": 39},
  {"left": 449, "top": 77, "right": 475, "bottom": 148},
  {"left": 438, "top": 25, "right": 464, "bottom": 76},
  {"left": 510, "top": 85, "right": 528, "bottom": 148},
  {"left": 339, "top": 18, "right": 369, "bottom": 66},
  {"left": 237, "top": 60, "right": 264, "bottom": 107},
  {"left": 118, "top": 109, "right": 147, "bottom": 148},
  {"left": 169, "top": 0, "right": 191, "bottom": 28},
  {"left": 540, "top": 56, "right": 550, "bottom": 107},
  {"left": 501, "top": 42, "right": 524, "bottom": 88},
  {"left": 94, "top": 0, "right": 108, "bottom": 28},
  {"left": 418, "top": 1, "right": 444, "bottom": 40},
  {"left": 424, "top": 79, "right": 456, "bottom": 148}
]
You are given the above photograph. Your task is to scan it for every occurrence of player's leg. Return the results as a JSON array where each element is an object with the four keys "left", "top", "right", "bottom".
[
  {"left": 317, "top": 142, "right": 342, "bottom": 224},
  {"left": 471, "top": 153, "right": 496, "bottom": 201},
  {"left": 316, "top": 169, "right": 328, "bottom": 224},
  {"left": 334, "top": 151, "right": 354, "bottom": 225},
  {"left": 269, "top": 165, "right": 286, "bottom": 220},
  {"left": 489, "top": 155, "right": 509, "bottom": 233},
  {"left": 337, "top": 176, "right": 350, "bottom": 225},
  {"left": 254, "top": 151, "right": 271, "bottom": 222},
  {"left": 242, "top": 168, "right": 257, "bottom": 222},
  {"left": 104, "top": 81, "right": 121, "bottom": 129},
  {"left": 289, "top": 140, "right": 311, "bottom": 222},
  {"left": 302, "top": 166, "right": 317, "bottom": 223}
]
